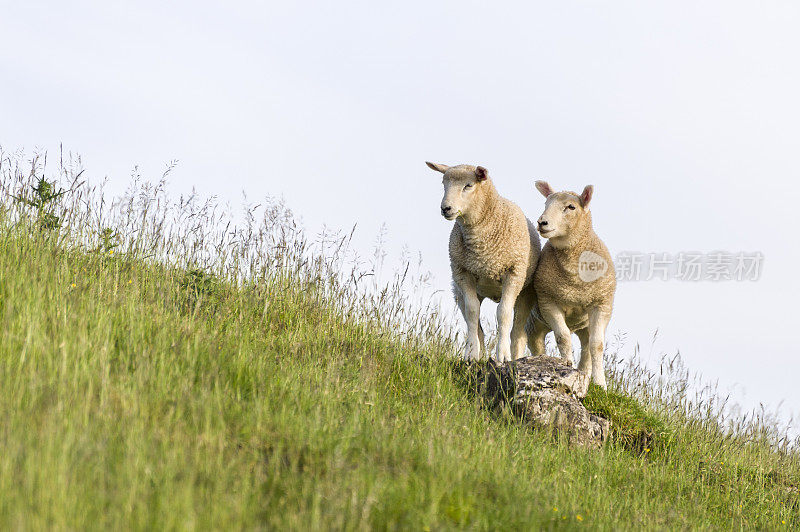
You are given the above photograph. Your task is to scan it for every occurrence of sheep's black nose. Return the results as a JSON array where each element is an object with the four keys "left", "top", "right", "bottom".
[
  {"left": 441, "top": 206, "right": 452, "bottom": 214},
  {"left": 538, "top": 220, "right": 548, "bottom": 227}
]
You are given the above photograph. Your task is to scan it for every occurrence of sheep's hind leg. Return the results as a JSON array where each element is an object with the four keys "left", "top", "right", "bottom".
[
  {"left": 576, "top": 328, "right": 591, "bottom": 375},
  {"left": 478, "top": 296, "right": 486, "bottom": 359},
  {"left": 510, "top": 287, "right": 535, "bottom": 360},
  {"left": 526, "top": 314, "right": 548, "bottom": 356},
  {"left": 540, "top": 304, "right": 574, "bottom": 366}
]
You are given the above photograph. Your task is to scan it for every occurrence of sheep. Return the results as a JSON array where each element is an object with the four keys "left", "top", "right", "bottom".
[
  {"left": 526, "top": 181, "right": 616, "bottom": 388},
  {"left": 426, "top": 162, "right": 541, "bottom": 363}
]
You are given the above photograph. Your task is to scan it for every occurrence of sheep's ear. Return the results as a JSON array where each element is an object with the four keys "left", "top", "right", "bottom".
[
  {"left": 580, "top": 185, "right": 594, "bottom": 207},
  {"left": 535, "top": 180, "right": 554, "bottom": 198},
  {"left": 475, "top": 166, "right": 488, "bottom": 181},
  {"left": 426, "top": 162, "right": 450, "bottom": 174}
]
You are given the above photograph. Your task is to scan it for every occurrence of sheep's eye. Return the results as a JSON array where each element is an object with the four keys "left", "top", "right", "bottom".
[
  {"left": 463, "top": 183, "right": 473, "bottom": 190},
  {"left": 566, "top": 204, "right": 576, "bottom": 210}
]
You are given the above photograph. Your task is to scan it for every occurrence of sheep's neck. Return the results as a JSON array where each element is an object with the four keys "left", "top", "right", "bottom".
[
  {"left": 457, "top": 182, "right": 499, "bottom": 229},
  {"left": 550, "top": 213, "right": 595, "bottom": 262}
]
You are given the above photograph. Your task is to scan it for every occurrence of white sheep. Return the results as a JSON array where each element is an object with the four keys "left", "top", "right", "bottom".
[
  {"left": 526, "top": 181, "right": 616, "bottom": 387},
  {"left": 426, "top": 162, "right": 541, "bottom": 362}
]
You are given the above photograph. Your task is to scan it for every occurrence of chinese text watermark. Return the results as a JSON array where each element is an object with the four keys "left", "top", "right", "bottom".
[{"left": 614, "top": 252, "right": 763, "bottom": 282}]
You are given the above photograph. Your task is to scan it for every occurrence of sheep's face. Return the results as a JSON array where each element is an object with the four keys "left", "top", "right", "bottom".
[
  {"left": 534, "top": 181, "right": 593, "bottom": 242},
  {"left": 426, "top": 162, "right": 488, "bottom": 221}
]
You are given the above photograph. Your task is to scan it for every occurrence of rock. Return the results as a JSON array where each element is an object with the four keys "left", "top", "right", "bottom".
[
  {"left": 475, "top": 355, "right": 611, "bottom": 448},
  {"left": 512, "top": 354, "right": 591, "bottom": 398}
]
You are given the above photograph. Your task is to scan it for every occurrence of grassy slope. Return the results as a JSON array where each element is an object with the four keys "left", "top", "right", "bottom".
[{"left": 1, "top": 229, "right": 798, "bottom": 529}]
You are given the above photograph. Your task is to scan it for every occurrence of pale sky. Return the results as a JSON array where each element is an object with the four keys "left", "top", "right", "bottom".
[{"left": 3, "top": 1, "right": 799, "bottom": 428}]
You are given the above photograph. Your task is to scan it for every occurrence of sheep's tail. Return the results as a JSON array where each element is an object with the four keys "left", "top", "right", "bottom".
[
  {"left": 529, "top": 302, "right": 544, "bottom": 324},
  {"left": 524, "top": 300, "right": 546, "bottom": 337}
]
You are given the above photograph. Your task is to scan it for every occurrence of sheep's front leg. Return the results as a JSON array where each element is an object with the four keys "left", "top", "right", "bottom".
[
  {"left": 540, "top": 303, "right": 573, "bottom": 366},
  {"left": 496, "top": 276, "right": 524, "bottom": 363},
  {"left": 453, "top": 273, "right": 482, "bottom": 361},
  {"left": 587, "top": 306, "right": 612, "bottom": 388}
]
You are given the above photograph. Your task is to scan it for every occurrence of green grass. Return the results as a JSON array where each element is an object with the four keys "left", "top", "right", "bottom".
[
  {"left": 0, "top": 151, "right": 798, "bottom": 529},
  {"left": 583, "top": 384, "right": 673, "bottom": 454}
]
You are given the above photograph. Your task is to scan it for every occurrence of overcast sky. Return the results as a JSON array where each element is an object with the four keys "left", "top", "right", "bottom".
[{"left": 2, "top": 1, "right": 799, "bottom": 427}]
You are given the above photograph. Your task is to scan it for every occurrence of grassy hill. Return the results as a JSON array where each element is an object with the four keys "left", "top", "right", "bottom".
[{"left": 0, "top": 153, "right": 797, "bottom": 529}]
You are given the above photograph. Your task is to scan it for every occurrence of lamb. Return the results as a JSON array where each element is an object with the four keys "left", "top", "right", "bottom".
[
  {"left": 526, "top": 181, "right": 616, "bottom": 388},
  {"left": 426, "top": 162, "right": 541, "bottom": 362}
]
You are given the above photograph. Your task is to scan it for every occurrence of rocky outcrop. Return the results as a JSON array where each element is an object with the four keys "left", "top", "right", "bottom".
[{"left": 474, "top": 355, "right": 610, "bottom": 448}]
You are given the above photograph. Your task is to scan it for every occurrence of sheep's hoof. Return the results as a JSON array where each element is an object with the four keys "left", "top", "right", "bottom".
[
  {"left": 464, "top": 341, "right": 483, "bottom": 362},
  {"left": 495, "top": 350, "right": 513, "bottom": 365},
  {"left": 463, "top": 349, "right": 483, "bottom": 362},
  {"left": 591, "top": 373, "right": 608, "bottom": 389}
]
